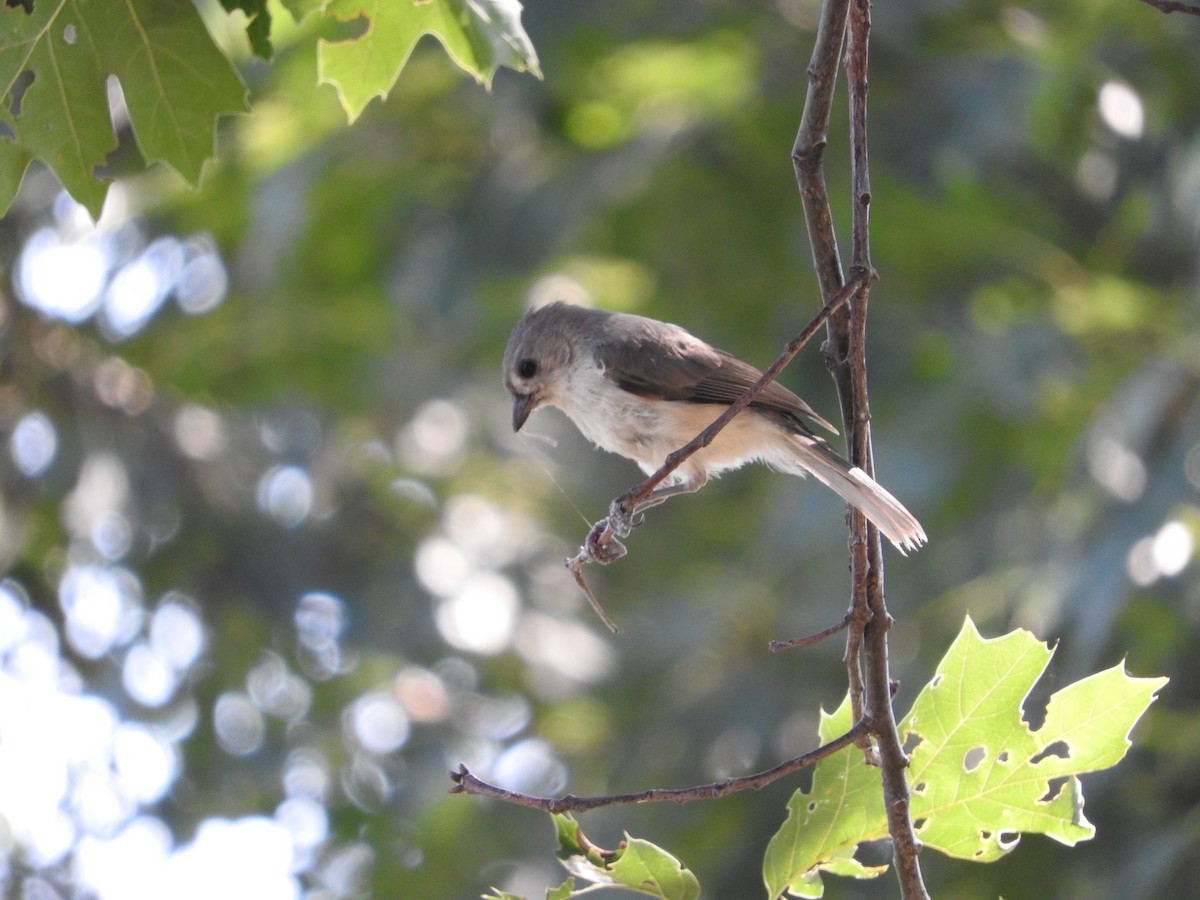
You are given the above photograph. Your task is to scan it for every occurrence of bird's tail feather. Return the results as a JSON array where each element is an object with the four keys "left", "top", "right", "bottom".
[{"left": 780, "top": 436, "right": 927, "bottom": 554}]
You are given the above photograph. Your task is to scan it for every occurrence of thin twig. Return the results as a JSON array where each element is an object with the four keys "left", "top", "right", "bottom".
[
  {"left": 449, "top": 720, "right": 868, "bottom": 813},
  {"left": 616, "top": 270, "right": 869, "bottom": 509},
  {"left": 793, "top": 0, "right": 850, "bottom": 302},
  {"left": 769, "top": 610, "right": 852, "bottom": 652},
  {"left": 1137, "top": 0, "right": 1200, "bottom": 14}
]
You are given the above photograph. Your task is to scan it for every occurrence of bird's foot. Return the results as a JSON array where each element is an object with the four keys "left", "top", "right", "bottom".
[
  {"left": 585, "top": 518, "right": 628, "bottom": 564},
  {"left": 606, "top": 498, "right": 637, "bottom": 539}
]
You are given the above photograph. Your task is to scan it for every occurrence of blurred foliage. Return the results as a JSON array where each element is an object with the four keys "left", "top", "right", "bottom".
[{"left": 1, "top": 1, "right": 1199, "bottom": 898}]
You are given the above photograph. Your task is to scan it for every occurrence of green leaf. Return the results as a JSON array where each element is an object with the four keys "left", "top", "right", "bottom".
[
  {"left": 218, "top": 0, "right": 273, "bottom": 58},
  {"left": 280, "top": 0, "right": 325, "bottom": 21},
  {"left": 482, "top": 881, "right": 575, "bottom": 900},
  {"left": 0, "top": 129, "right": 33, "bottom": 207},
  {"left": 551, "top": 813, "right": 700, "bottom": 900},
  {"left": 318, "top": 0, "right": 541, "bottom": 122},
  {"left": 905, "top": 619, "right": 1167, "bottom": 860},
  {"left": 761, "top": 697, "right": 889, "bottom": 899},
  {"left": 0, "top": 0, "right": 247, "bottom": 218},
  {"left": 763, "top": 618, "right": 1167, "bottom": 899}
]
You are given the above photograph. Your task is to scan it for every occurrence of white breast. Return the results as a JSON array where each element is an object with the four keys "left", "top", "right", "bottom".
[{"left": 546, "top": 359, "right": 785, "bottom": 486}]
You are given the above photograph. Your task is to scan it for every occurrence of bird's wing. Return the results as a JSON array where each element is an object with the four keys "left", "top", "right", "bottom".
[{"left": 594, "top": 316, "right": 839, "bottom": 435}]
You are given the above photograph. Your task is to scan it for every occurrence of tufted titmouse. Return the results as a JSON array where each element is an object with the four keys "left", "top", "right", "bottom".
[{"left": 503, "top": 301, "right": 926, "bottom": 553}]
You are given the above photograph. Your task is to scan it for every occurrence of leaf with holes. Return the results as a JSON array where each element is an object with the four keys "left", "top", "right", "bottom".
[
  {"left": 763, "top": 617, "right": 1167, "bottom": 899},
  {"left": 545, "top": 812, "right": 700, "bottom": 900},
  {"left": 318, "top": 0, "right": 540, "bottom": 122},
  {"left": 0, "top": 0, "right": 247, "bottom": 218},
  {"left": 482, "top": 883, "right": 573, "bottom": 900},
  {"left": 762, "top": 694, "right": 890, "bottom": 899}
]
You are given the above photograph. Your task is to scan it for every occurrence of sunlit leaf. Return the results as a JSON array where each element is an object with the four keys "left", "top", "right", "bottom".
[
  {"left": 763, "top": 618, "right": 1167, "bottom": 899},
  {"left": 218, "top": 0, "right": 273, "bottom": 58},
  {"left": 761, "top": 697, "right": 888, "bottom": 899},
  {"left": 906, "top": 620, "right": 1167, "bottom": 861},
  {"left": 318, "top": 0, "right": 541, "bottom": 122},
  {"left": 552, "top": 813, "right": 700, "bottom": 900},
  {"left": 482, "top": 882, "right": 576, "bottom": 900}
]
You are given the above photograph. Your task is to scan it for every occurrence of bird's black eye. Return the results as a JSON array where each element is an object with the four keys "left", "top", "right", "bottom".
[{"left": 517, "top": 359, "right": 537, "bottom": 379}]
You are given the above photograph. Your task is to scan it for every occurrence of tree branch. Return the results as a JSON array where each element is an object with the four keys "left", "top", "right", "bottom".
[
  {"left": 1136, "top": 0, "right": 1200, "bottom": 14},
  {"left": 449, "top": 720, "right": 868, "bottom": 813},
  {"left": 790, "top": 0, "right": 876, "bottom": 739},
  {"left": 793, "top": 0, "right": 849, "bottom": 305},
  {"left": 794, "top": 0, "right": 929, "bottom": 896},
  {"left": 844, "top": 0, "right": 928, "bottom": 896}
]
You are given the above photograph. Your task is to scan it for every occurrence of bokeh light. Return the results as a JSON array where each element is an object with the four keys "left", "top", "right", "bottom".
[
  {"left": 14, "top": 193, "right": 227, "bottom": 340},
  {"left": 58, "top": 564, "right": 142, "bottom": 660},
  {"left": 435, "top": 572, "right": 520, "bottom": 655},
  {"left": 256, "top": 465, "right": 314, "bottom": 528},
  {"left": 10, "top": 410, "right": 57, "bottom": 477},
  {"left": 346, "top": 690, "right": 411, "bottom": 754},
  {"left": 102, "top": 236, "right": 184, "bottom": 338},
  {"left": 0, "top": 579, "right": 204, "bottom": 883},
  {"left": 17, "top": 226, "right": 111, "bottom": 323},
  {"left": 396, "top": 398, "right": 469, "bottom": 475},
  {"left": 213, "top": 692, "right": 266, "bottom": 756},
  {"left": 174, "top": 404, "right": 227, "bottom": 461},
  {"left": 247, "top": 652, "right": 312, "bottom": 721},
  {"left": 490, "top": 738, "right": 567, "bottom": 796},
  {"left": 1098, "top": 79, "right": 1145, "bottom": 140},
  {"left": 294, "top": 592, "right": 347, "bottom": 680}
]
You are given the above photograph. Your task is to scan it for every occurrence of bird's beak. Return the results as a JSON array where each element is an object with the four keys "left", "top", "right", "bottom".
[{"left": 511, "top": 393, "right": 538, "bottom": 431}]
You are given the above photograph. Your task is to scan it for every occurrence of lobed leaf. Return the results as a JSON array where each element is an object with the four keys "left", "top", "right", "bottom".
[
  {"left": 218, "top": 0, "right": 273, "bottom": 58},
  {"left": 318, "top": 0, "right": 540, "bottom": 122},
  {"left": 551, "top": 813, "right": 700, "bottom": 900},
  {"left": 763, "top": 617, "right": 1167, "bottom": 898},
  {"left": 0, "top": 0, "right": 247, "bottom": 218}
]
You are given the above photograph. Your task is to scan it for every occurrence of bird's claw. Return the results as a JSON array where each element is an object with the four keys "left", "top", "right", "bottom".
[
  {"left": 586, "top": 518, "right": 627, "bottom": 564},
  {"left": 561, "top": 503, "right": 641, "bottom": 633},
  {"left": 606, "top": 499, "right": 637, "bottom": 538}
]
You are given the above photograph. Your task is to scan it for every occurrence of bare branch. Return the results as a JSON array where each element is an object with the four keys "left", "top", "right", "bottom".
[
  {"left": 449, "top": 720, "right": 868, "bottom": 813},
  {"left": 1137, "top": 0, "right": 1200, "bottom": 14},
  {"left": 844, "top": 0, "right": 928, "bottom": 895},
  {"left": 793, "top": 0, "right": 850, "bottom": 302},
  {"left": 769, "top": 610, "right": 852, "bottom": 651}
]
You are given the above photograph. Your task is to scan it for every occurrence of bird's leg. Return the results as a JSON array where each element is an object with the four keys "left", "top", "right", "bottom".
[{"left": 608, "top": 475, "right": 708, "bottom": 538}]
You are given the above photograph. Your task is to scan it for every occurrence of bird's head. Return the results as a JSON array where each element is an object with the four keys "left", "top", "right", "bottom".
[{"left": 502, "top": 303, "right": 579, "bottom": 431}]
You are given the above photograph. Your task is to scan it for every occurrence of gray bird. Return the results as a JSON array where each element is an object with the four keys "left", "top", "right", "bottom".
[{"left": 503, "top": 301, "right": 926, "bottom": 553}]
